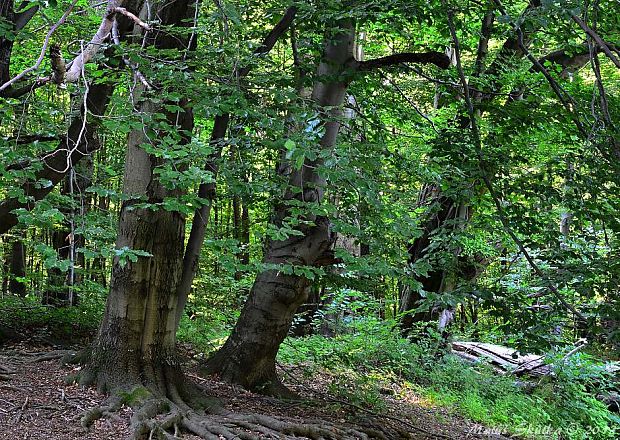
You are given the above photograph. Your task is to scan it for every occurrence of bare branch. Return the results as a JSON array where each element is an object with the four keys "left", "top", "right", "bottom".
[
  {"left": 0, "top": 0, "right": 78, "bottom": 93},
  {"left": 236, "top": 6, "right": 298, "bottom": 78},
  {"left": 111, "top": 6, "right": 151, "bottom": 31},
  {"left": 64, "top": 0, "right": 122, "bottom": 82},
  {"left": 111, "top": 18, "right": 152, "bottom": 89},
  {"left": 0, "top": 0, "right": 134, "bottom": 94}
]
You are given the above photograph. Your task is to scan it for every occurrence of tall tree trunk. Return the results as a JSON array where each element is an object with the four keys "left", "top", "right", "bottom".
[
  {"left": 82, "top": 105, "right": 192, "bottom": 392},
  {"left": 240, "top": 200, "right": 250, "bottom": 265},
  {"left": 174, "top": 6, "right": 298, "bottom": 327},
  {"left": 202, "top": 21, "right": 355, "bottom": 395},
  {"left": 2, "top": 239, "right": 8, "bottom": 294},
  {"left": 81, "top": 0, "right": 196, "bottom": 394}
]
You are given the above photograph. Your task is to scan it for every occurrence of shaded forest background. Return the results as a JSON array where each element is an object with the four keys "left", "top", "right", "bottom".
[{"left": 0, "top": 0, "right": 619, "bottom": 439}]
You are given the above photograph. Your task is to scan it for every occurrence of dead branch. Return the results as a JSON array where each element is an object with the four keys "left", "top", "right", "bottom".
[
  {"left": 0, "top": 0, "right": 152, "bottom": 95},
  {"left": 357, "top": 51, "right": 451, "bottom": 71},
  {"left": 0, "top": 0, "right": 78, "bottom": 93},
  {"left": 110, "top": 6, "right": 151, "bottom": 30}
]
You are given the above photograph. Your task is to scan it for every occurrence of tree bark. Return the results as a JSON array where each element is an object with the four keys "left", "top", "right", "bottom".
[
  {"left": 398, "top": 1, "right": 555, "bottom": 334},
  {"left": 202, "top": 21, "right": 356, "bottom": 394},
  {"left": 399, "top": 186, "right": 470, "bottom": 333},
  {"left": 81, "top": 0, "right": 196, "bottom": 394},
  {"left": 8, "top": 236, "right": 26, "bottom": 296}
]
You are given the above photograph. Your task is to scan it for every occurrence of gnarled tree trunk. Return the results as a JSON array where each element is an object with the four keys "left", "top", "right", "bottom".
[{"left": 202, "top": 21, "right": 356, "bottom": 394}]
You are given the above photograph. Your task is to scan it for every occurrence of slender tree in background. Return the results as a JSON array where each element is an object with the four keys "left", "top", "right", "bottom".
[{"left": 8, "top": 234, "right": 26, "bottom": 296}]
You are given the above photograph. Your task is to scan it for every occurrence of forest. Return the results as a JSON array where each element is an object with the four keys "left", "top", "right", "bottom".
[{"left": 0, "top": 0, "right": 619, "bottom": 438}]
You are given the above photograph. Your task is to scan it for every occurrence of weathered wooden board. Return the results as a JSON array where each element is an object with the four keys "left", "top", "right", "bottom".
[{"left": 452, "top": 341, "right": 551, "bottom": 376}]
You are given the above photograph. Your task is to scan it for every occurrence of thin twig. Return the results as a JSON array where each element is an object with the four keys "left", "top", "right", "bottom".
[{"left": 112, "top": 19, "right": 152, "bottom": 89}]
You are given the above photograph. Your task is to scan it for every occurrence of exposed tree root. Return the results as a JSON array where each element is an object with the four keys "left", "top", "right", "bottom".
[
  {"left": 0, "top": 364, "right": 16, "bottom": 381},
  {"left": 61, "top": 347, "right": 90, "bottom": 365},
  {"left": 28, "top": 349, "right": 75, "bottom": 362},
  {"left": 81, "top": 380, "right": 413, "bottom": 440}
]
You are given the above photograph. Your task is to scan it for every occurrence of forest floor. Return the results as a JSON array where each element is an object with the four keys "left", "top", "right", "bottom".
[{"left": 0, "top": 335, "right": 511, "bottom": 440}]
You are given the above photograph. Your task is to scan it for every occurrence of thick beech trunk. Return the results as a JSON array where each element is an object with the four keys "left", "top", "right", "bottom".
[
  {"left": 84, "top": 106, "right": 193, "bottom": 393},
  {"left": 82, "top": 0, "right": 196, "bottom": 394},
  {"left": 203, "top": 22, "right": 355, "bottom": 393},
  {"left": 204, "top": 217, "right": 335, "bottom": 393},
  {"left": 82, "top": 137, "right": 189, "bottom": 391}
]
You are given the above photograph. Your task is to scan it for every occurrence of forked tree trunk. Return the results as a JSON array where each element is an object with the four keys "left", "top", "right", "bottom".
[
  {"left": 203, "top": 21, "right": 355, "bottom": 394},
  {"left": 81, "top": 0, "right": 196, "bottom": 394},
  {"left": 398, "top": 40, "right": 598, "bottom": 335}
]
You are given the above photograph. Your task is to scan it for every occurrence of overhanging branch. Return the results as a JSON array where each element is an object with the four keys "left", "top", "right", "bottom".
[{"left": 356, "top": 51, "right": 451, "bottom": 71}]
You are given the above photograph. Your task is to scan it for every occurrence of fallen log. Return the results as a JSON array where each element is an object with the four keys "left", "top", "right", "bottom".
[{"left": 451, "top": 341, "right": 551, "bottom": 376}]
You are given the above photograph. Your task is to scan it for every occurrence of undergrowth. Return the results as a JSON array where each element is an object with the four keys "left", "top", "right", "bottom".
[
  {"left": 277, "top": 318, "right": 620, "bottom": 440},
  {"left": 4, "top": 289, "right": 618, "bottom": 440},
  {"left": 0, "top": 293, "right": 104, "bottom": 343}
]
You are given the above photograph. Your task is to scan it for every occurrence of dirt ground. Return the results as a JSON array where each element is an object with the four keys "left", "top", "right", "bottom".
[{"left": 0, "top": 340, "right": 511, "bottom": 440}]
